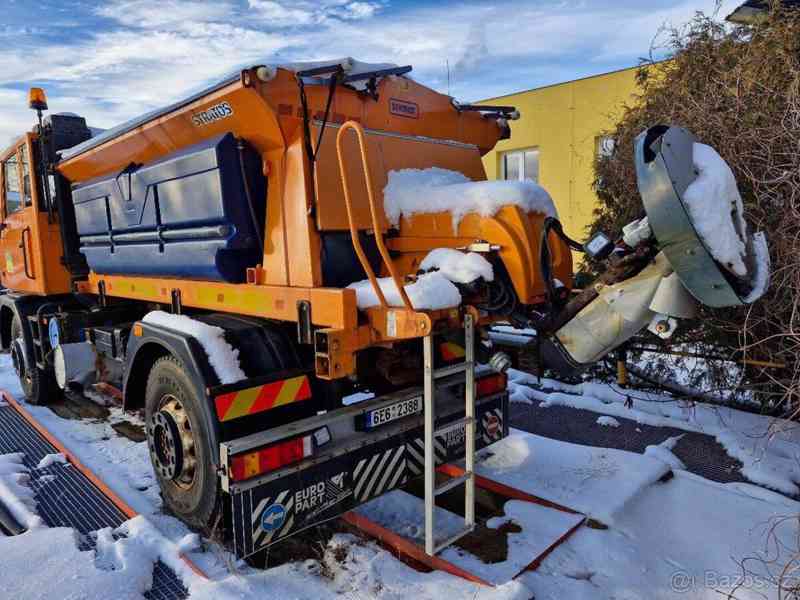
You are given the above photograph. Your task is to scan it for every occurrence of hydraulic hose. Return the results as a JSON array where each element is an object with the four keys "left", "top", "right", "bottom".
[
  {"left": 236, "top": 140, "right": 264, "bottom": 252},
  {"left": 540, "top": 217, "right": 585, "bottom": 303}
]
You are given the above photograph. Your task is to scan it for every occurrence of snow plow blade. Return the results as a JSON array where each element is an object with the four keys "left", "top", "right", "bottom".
[{"left": 634, "top": 125, "right": 768, "bottom": 307}]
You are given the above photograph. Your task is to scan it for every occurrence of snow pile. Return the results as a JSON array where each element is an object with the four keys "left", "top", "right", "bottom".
[
  {"left": 419, "top": 248, "right": 494, "bottom": 283},
  {"left": 0, "top": 453, "right": 42, "bottom": 530},
  {"left": 478, "top": 430, "right": 671, "bottom": 525},
  {"left": 596, "top": 416, "right": 620, "bottom": 428},
  {"left": 744, "top": 231, "right": 770, "bottom": 302},
  {"left": 1, "top": 526, "right": 154, "bottom": 599},
  {"left": 142, "top": 312, "right": 245, "bottom": 384},
  {"left": 347, "top": 248, "right": 495, "bottom": 310},
  {"left": 36, "top": 453, "right": 67, "bottom": 470},
  {"left": 383, "top": 167, "right": 558, "bottom": 231},
  {"left": 683, "top": 143, "right": 749, "bottom": 276},
  {"left": 191, "top": 532, "right": 531, "bottom": 600},
  {"left": 644, "top": 436, "right": 687, "bottom": 471},
  {"left": 347, "top": 272, "right": 461, "bottom": 310},
  {"left": 519, "top": 468, "right": 800, "bottom": 600}
]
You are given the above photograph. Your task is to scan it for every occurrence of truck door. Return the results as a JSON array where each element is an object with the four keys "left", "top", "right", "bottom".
[{"left": 0, "top": 136, "right": 71, "bottom": 295}]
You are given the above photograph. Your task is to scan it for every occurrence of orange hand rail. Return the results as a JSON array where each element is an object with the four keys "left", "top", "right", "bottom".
[{"left": 335, "top": 120, "right": 413, "bottom": 311}]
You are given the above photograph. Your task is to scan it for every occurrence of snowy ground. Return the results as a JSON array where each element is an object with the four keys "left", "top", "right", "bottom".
[
  {"left": 508, "top": 369, "right": 800, "bottom": 497},
  {"left": 0, "top": 352, "right": 799, "bottom": 599}
]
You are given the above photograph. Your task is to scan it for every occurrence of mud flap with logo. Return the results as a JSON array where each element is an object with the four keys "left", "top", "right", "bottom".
[{"left": 230, "top": 394, "right": 508, "bottom": 558}]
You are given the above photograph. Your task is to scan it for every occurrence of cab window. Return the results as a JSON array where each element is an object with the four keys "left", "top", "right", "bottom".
[
  {"left": 4, "top": 153, "right": 21, "bottom": 214},
  {"left": 20, "top": 147, "right": 31, "bottom": 206}
]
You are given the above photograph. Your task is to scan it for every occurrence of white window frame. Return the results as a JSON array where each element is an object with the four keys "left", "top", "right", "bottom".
[{"left": 500, "top": 147, "right": 539, "bottom": 182}]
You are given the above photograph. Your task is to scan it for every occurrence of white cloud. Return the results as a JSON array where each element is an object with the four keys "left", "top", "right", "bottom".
[
  {"left": 0, "top": 88, "right": 33, "bottom": 147},
  {"left": 342, "top": 2, "right": 379, "bottom": 20},
  {"left": 0, "top": 0, "right": 737, "bottom": 147},
  {"left": 453, "top": 22, "right": 489, "bottom": 76},
  {"left": 247, "top": 0, "right": 382, "bottom": 26},
  {"left": 95, "top": 0, "right": 236, "bottom": 29}
]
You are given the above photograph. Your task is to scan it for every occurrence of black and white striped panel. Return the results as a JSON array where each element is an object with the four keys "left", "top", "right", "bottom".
[
  {"left": 353, "top": 445, "right": 406, "bottom": 503},
  {"left": 405, "top": 436, "right": 447, "bottom": 477},
  {"left": 481, "top": 407, "right": 504, "bottom": 446},
  {"left": 250, "top": 488, "right": 295, "bottom": 549}
]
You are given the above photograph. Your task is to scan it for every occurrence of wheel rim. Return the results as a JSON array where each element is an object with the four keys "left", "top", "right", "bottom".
[{"left": 149, "top": 394, "right": 197, "bottom": 488}]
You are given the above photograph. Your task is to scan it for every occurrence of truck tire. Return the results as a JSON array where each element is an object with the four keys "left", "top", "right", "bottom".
[
  {"left": 10, "top": 315, "right": 59, "bottom": 405},
  {"left": 145, "top": 355, "right": 220, "bottom": 532}
]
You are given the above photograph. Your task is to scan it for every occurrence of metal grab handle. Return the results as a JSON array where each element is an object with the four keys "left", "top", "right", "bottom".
[
  {"left": 335, "top": 121, "right": 413, "bottom": 311},
  {"left": 19, "top": 227, "right": 34, "bottom": 279}
]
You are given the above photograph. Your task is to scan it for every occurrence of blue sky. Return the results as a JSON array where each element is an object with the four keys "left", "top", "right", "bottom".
[{"left": 1, "top": 0, "right": 740, "bottom": 143}]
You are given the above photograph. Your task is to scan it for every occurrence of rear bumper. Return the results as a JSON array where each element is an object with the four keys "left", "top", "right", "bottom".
[{"left": 220, "top": 378, "right": 508, "bottom": 559}]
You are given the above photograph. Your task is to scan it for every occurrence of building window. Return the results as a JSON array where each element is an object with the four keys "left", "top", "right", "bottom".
[
  {"left": 501, "top": 148, "right": 539, "bottom": 182},
  {"left": 4, "top": 154, "right": 22, "bottom": 214},
  {"left": 596, "top": 135, "right": 616, "bottom": 158}
]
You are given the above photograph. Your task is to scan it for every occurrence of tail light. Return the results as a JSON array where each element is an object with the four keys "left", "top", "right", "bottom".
[
  {"left": 476, "top": 372, "right": 507, "bottom": 397},
  {"left": 230, "top": 427, "right": 329, "bottom": 482}
]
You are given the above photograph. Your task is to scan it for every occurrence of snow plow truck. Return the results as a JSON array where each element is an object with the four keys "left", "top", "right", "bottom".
[{"left": 0, "top": 58, "right": 767, "bottom": 559}]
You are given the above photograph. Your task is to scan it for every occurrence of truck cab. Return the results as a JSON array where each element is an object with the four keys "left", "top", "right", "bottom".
[{"left": 0, "top": 133, "right": 72, "bottom": 295}]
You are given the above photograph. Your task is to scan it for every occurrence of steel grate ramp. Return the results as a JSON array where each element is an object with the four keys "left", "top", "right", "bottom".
[{"left": 0, "top": 401, "right": 190, "bottom": 600}]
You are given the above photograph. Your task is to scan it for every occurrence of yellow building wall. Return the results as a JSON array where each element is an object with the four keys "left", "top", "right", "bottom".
[{"left": 481, "top": 65, "right": 643, "bottom": 242}]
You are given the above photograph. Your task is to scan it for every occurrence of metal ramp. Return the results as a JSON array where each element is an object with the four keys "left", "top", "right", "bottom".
[
  {"left": 0, "top": 391, "right": 203, "bottom": 600},
  {"left": 343, "top": 462, "right": 586, "bottom": 586},
  {"left": 423, "top": 313, "right": 476, "bottom": 555}
]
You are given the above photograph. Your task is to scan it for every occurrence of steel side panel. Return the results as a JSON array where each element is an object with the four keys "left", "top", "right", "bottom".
[
  {"left": 231, "top": 394, "right": 506, "bottom": 558},
  {"left": 314, "top": 123, "right": 486, "bottom": 231},
  {"left": 77, "top": 272, "right": 358, "bottom": 330}
]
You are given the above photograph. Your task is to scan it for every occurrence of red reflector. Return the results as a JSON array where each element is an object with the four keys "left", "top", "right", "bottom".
[
  {"left": 476, "top": 372, "right": 507, "bottom": 397},
  {"left": 230, "top": 435, "right": 313, "bottom": 482}
]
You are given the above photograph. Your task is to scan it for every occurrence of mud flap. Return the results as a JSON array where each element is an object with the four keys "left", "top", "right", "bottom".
[{"left": 230, "top": 394, "right": 508, "bottom": 558}]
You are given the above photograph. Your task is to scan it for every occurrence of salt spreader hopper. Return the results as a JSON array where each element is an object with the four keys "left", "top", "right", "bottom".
[{"left": 0, "top": 59, "right": 766, "bottom": 560}]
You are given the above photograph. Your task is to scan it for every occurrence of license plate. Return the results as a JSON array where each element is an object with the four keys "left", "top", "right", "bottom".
[{"left": 365, "top": 396, "right": 422, "bottom": 429}]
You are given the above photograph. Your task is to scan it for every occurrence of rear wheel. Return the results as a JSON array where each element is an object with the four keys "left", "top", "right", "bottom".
[
  {"left": 145, "top": 355, "right": 220, "bottom": 532},
  {"left": 10, "top": 315, "right": 59, "bottom": 405}
]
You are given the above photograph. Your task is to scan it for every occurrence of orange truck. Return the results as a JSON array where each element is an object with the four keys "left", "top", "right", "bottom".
[{"left": 0, "top": 59, "right": 764, "bottom": 558}]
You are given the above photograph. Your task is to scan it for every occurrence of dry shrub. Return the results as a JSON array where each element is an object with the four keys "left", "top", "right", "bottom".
[{"left": 591, "top": 5, "right": 800, "bottom": 412}]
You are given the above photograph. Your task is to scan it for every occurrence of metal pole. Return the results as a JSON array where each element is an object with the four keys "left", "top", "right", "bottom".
[
  {"left": 464, "top": 314, "right": 475, "bottom": 529},
  {"left": 423, "top": 333, "right": 435, "bottom": 556},
  {"left": 36, "top": 109, "right": 54, "bottom": 222}
]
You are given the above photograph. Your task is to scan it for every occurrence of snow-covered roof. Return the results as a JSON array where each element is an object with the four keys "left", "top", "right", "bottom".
[{"left": 59, "top": 58, "right": 401, "bottom": 162}]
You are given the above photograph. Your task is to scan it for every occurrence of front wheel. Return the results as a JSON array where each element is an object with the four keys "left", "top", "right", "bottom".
[
  {"left": 145, "top": 355, "right": 221, "bottom": 532},
  {"left": 10, "top": 315, "right": 60, "bottom": 405}
]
